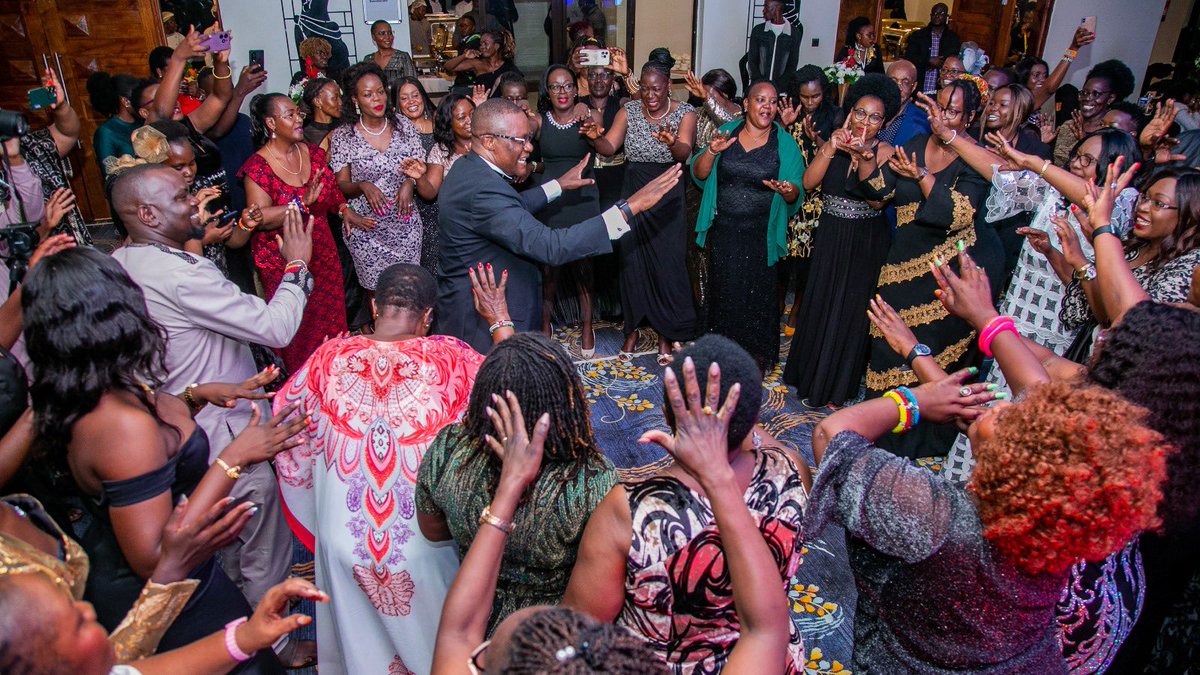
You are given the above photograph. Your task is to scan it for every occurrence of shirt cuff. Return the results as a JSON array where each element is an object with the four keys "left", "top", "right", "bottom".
[
  {"left": 602, "top": 206, "right": 630, "bottom": 240},
  {"left": 541, "top": 180, "right": 563, "bottom": 202}
]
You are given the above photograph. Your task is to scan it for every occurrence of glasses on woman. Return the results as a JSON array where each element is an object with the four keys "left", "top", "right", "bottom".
[
  {"left": 851, "top": 107, "right": 885, "bottom": 125},
  {"left": 1138, "top": 192, "right": 1179, "bottom": 211},
  {"left": 278, "top": 110, "right": 307, "bottom": 121},
  {"left": 1072, "top": 152, "right": 1098, "bottom": 168},
  {"left": 940, "top": 67, "right": 965, "bottom": 78},
  {"left": 547, "top": 83, "right": 577, "bottom": 93}
]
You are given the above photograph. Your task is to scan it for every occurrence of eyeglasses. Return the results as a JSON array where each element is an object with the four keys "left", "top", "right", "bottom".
[
  {"left": 479, "top": 133, "right": 529, "bottom": 146},
  {"left": 547, "top": 83, "right": 577, "bottom": 93},
  {"left": 1079, "top": 88, "right": 1111, "bottom": 101},
  {"left": 940, "top": 107, "right": 963, "bottom": 120},
  {"left": 1071, "top": 153, "right": 1098, "bottom": 168},
  {"left": 1139, "top": 193, "right": 1179, "bottom": 211},
  {"left": 278, "top": 110, "right": 307, "bottom": 121},
  {"left": 891, "top": 77, "right": 915, "bottom": 88},
  {"left": 940, "top": 67, "right": 965, "bottom": 77},
  {"left": 851, "top": 107, "right": 885, "bottom": 125}
]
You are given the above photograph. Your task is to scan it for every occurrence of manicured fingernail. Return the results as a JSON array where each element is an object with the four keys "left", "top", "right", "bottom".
[
  {"left": 934, "top": 289, "right": 943, "bottom": 297},
  {"left": 248, "top": 506, "right": 259, "bottom": 516},
  {"left": 485, "top": 406, "right": 494, "bottom": 417},
  {"left": 226, "top": 401, "right": 235, "bottom": 408},
  {"left": 986, "top": 383, "right": 999, "bottom": 390},
  {"left": 956, "top": 239, "right": 965, "bottom": 251},
  {"left": 969, "top": 367, "right": 979, "bottom": 375},
  {"left": 995, "top": 392, "right": 1010, "bottom": 400}
]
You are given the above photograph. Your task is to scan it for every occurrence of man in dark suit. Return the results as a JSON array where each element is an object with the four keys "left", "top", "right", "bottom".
[
  {"left": 433, "top": 98, "right": 681, "bottom": 352},
  {"left": 746, "top": 0, "right": 801, "bottom": 91},
  {"left": 903, "top": 3, "right": 960, "bottom": 94}
]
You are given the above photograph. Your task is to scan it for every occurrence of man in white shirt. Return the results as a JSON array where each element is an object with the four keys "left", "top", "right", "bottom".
[{"left": 109, "top": 164, "right": 311, "bottom": 615}]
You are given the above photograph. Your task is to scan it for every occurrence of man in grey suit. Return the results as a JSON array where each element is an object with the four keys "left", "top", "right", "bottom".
[{"left": 432, "top": 98, "right": 681, "bottom": 352}]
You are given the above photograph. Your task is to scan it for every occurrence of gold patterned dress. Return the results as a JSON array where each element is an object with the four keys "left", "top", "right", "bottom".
[{"left": 858, "top": 134, "right": 991, "bottom": 458}]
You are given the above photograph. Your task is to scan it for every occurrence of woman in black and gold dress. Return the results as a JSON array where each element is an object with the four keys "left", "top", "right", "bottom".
[{"left": 858, "top": 78, "right": 992, "bottom": 457}]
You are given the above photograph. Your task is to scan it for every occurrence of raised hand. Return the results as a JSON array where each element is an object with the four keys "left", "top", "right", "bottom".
[
  {"left": 638, "top": 356, "right": 740, "bottom": 485},
  {"left": 484, "top": 391, "right": 548, "bottom": 491},
  {"left": 887, "top": 148, "right": 923, "bottom": 180},
  {"left": 1081, "top": 155, "right": 1139, "bottom": 230},
  {"left": 763, "top": 179, "right": 799, "bottom": 201},
  {"left": 608, "top": 47, "right": 630, "bottom": 77},
  {"left": 358, "top": 180, "right": 389, "bottom": 216},
  {"left": 984, "top": 131, "right": 1029, "bottom": 171},
  {"left": 802, "top": 117, "right": 821, "bottom": 143},
  {"left": 235, "top": 64, "right": 268, "bottom": 98},
  {"left": 400, "top": 157, "right": 427, "bottom": 181},
  {"left": 471, "top": 84, "right": 488, "bottom": 107},
  {"left": 152, "top": 496, "right": 255, "bottom": 583},
  {"left": 201, "top": 219, "right": 234, "bottom": 245},
  {"left": 1070, "top": 25, "right": 1096, "bottom": 50},
  {"left": 556, "top": 153, "right": 596, "bottom": 191},
  {"left": 683, "top": 70, "right": 706, "bottom": 100},
  {"left": 1039, "top": 116, "right": 1056, "bottom": 145},
  {"left": 222, "top": 402, "right": 309, "bottom": 466},
  {"left": 915, "top": 92, "right": 953, "bottom": 142},
  {"left": 1067, "top": 109, "right": 1085, "bottom": 140},
  {"left": 1051, "top": 214, "right": 1087, "bottom": 269},
  {"left": 652, "top": 123, "right": 678, "bottom": 148},
  {"left": 1017, "top": 226, "right": 1053, "bottom": 257},
  {"left": 778, "top": 96, "right": 799, "bottom": 127},
  {"left": 626, "top": 163, "right": 683, "bottom": 216},
  {"left": 302, "top": 171, "right": 325, "bottom": 208},
  {"left": 39, "top": 187, "right": 76, "bottom": 233},
  {"left": 910, "top": 368, "right": 1000, "bottom": 425},
  {"left": 235, "top": 578, "right": 328, "bottom": 656},
  {"left": 195, "top": 186, "right": 223, "bottom": 222},
  {"left": 1141, "top": 100, "right": 1178, "bottom": 149},
  {"left": 176, "top": 28, "right": 212, "bottom": 61},
  {"left": 27, "top": 233, "right": 75, "bottom": 270},
  {"left": 42, "top": 67, "right": 66, "bottom": 109},
  {"left": 469, "top": 262, "right": 509, "bottom": 326},
  {"left": 193, "top": 367, "right": 281, "bottom": 409},
  {"left": 706, "top": 129, "right": 736, "bottom": 154},
  {"left": 276, "top": 203, "right": 313, "bottom": 264},
  {"left": 867, "top": 295, "right": 920, "bottom": 358},
  {"left": 930, "top": 249, "right": 998, "bottom": 330}
]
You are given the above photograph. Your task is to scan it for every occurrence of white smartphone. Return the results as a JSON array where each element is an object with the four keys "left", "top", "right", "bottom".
[{"left": 579, "top": 48, "right": 611, "bottom": 67}]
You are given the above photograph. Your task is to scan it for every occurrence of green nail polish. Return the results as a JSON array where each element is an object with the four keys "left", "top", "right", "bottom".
[
  {"left": 969, "top": 367, "right": 979, "bottom": 374},
  {"left": 995, "top": 392, "right": 1010, "bottom": 400},
  {"left": 986, "top": 383, "right": 999, "bottom": 391},
  {"left": 956, "top": 239, "right": 966, "bottom": 251}
]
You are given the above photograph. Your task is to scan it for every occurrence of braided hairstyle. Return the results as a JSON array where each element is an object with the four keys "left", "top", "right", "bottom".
[
  {"left": 641, "top": 47, "right": 675, "bottom": 80},
  {"left": 943, "top": 78, "right": 983, "bottom": 127},
  {"left": 249, "top": 92, "right": 291, "bottom": 147},
  {"left": 501, "top": 607, "right": 666, "bottom": 674},
  {"left": 461, "top": 333, "right": 599, "bottom": 472}
]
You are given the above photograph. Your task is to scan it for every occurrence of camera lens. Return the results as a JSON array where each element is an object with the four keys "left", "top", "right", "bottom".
[{"left": 0, "top": 109, "right": 29, "bottom": 140}]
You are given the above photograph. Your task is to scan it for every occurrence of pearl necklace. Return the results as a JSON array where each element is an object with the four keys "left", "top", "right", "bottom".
[
  {"left": 545, "top": 111, "right": 577, "bottom": 130},
  {"left": 359, "top": 117, "right": 390, "bottom": 137}
]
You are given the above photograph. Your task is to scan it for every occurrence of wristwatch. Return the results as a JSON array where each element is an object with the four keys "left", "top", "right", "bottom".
[
  {"left": 906, "top": 343, "right": 932, "bottom": 367},
  {"left": 1091, "top": 224, "right": 1117, "bottom": 242},
  {"left": 1073, "top": 263, "right": 1097, "bottom": 282},
  {"left": 917, "top": 167, "right": 930, "bottom": 180}
]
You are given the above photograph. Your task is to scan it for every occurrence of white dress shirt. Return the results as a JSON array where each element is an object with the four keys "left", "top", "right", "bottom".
[{"left": 477, "top": 156, "right": 631, "bottom": 239}]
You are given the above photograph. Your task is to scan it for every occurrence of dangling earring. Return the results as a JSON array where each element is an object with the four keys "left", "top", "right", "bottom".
[
  {"left": 270, "top": 130, "right": 276, "bottom": 139},
  {"left": 355, "top": 101, "right": 361, "bottom": 115}
]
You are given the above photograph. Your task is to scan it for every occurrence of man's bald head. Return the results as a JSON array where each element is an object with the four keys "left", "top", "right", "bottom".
[
  {"left": 887, "top": 59, "right": 919, "bottom": 100},
  {"left": 110, "top": 163, "right": 199, "bottom": 245},
  {"left": 472, "top": 97, "right": 524, "bottom": 136}
]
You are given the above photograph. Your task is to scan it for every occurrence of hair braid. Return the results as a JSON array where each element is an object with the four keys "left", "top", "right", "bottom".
[{"left": 501, "top": 607, "right": 666, "bottom": 674}]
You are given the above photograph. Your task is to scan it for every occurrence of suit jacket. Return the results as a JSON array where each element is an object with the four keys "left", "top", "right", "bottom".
[
  {"left": 435, "top": 153, "right": 613, "bottom": 352},
  {"left": 903, "top": 26, "right": 961, "bottom": 90},
  {"left": 747, "top": 22, "right": 801, "bottom": 90}
]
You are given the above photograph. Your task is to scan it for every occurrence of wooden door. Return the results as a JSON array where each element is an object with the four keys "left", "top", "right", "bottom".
[
  {"left": 948, "top": 0, "right": 1014, "bottom": 62},
  {"left": 0, "top": 0, "right": 163, "bottom": 223},
  {"left": 836, "top": 0, "right": 883, "bottom": 61}
]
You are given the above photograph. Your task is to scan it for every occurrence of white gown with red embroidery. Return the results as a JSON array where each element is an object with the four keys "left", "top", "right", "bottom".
[{"left": 275, "top": 335, "right": 484, "bottom": 674}]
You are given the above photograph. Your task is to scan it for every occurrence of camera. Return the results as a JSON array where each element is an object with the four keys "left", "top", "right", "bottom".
[
  {"left": 0, "top": 109, "right": 28, "bottom": 141},
  {"left": 0, "top": 223, "right": 39, "bottom": 286}
]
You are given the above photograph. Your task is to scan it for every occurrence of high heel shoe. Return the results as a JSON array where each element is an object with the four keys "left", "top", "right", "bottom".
[{"left": 581, "top": 328, "right": 596, "bottom": 359}]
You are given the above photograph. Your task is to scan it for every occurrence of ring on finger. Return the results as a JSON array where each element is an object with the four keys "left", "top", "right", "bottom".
[
  {"left": 959, "top": 387, "right": 972, "bottom": 397},
  {"left": 500, "top": 436, "right": 508, "bottom": 444},
  {"left": 701, "top": 405, "right": 714, "bottom": 415}
]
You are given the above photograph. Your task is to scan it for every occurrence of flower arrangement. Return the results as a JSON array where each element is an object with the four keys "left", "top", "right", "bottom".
[
  {"left": 289, "top": 79, "right": 308, "bottom": 105},
  {"left": 824, "top": 57, "right": 864, "bottom": 86}
]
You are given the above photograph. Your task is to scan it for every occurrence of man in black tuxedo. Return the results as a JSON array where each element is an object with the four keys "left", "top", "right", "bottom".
[{"left": 433, "top": 98, "right": 681, "bottom": 352}]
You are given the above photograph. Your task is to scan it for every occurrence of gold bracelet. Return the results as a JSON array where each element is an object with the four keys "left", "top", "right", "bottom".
[
  {"left": 215, "top": 457, "right": 242, "bottom": 480},
  {"left": 1038, "top": 159, "right": 1051, "bottom": 179},
  {"left": 479, "top": 506, "right": 513, "bottom": 534},
  {"left": 212, "top": 68, "right": 232, "bottom": 80},
  {"left": 182, "top": 383, "right": 201, "bottom": 410}
]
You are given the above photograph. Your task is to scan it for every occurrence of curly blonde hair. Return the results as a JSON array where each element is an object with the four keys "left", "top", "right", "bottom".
[
  {"left": 970, "top": 382, "right": 1171, "bottom": 577},
  {"left": 299, "top": 37, "right": 332, "bottom": 61}
]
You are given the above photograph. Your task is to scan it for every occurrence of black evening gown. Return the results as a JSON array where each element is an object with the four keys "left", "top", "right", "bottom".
[
  {"left": 706, "top": 127, "right": 783, "bottom": 372},
  {"left": 859, "top": 134, "right": 991, "bottom": 458},
  {"left": 618, "top": 100, "right": 699, "bottom": 341},
  {"left": 783, "top": 152, "right": 890, "bottom": 405},
  {"left": 417, "top": 130, "right": 441, "bottom": 274}
]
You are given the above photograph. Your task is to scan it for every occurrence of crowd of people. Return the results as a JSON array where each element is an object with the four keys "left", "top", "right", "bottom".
[{"left": 0, "top": 2, "right": 1198, "bottom": 674}]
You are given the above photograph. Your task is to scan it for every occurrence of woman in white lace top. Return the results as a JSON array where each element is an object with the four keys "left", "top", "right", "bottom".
[{"left": 938, "top": 127, "right": 1141, "bottom": 482}]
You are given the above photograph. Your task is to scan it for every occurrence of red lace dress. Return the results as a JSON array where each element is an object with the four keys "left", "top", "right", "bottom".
[{"left": 238, "top": 143, "right": 348, "bottom": 372}]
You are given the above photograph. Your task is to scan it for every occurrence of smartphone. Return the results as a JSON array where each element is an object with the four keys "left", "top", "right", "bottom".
[
  {"left": 199, "top": 30, "right": 232, "bottom": 52},
  {"left": 27, "top": 86, "right": 56, "bottom": 111},
  {"left": 579, "top": 48, "right": 611, "bottom": 67},
  {"left": 249, "top": 49, "right": 265, "bottom": 70},
  {"left": 1080, "top": 16, "right": 1097, "bottom": 34}
]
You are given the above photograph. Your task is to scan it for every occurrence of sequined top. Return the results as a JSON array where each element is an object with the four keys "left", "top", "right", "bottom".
[
  {"left": 416, "top": 424, "right": 617, "bottom": 635},
  {"left": 623, "top": 100, "right": 695, "bottom": 164},
  {"left": 805, "top": 432, "right": 1069, "bottom": 674},
  {"left": 0, "top": 495, "right": 198, "bottom": 663}
]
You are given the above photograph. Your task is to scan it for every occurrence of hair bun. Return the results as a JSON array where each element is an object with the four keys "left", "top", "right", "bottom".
[{"left": 648, "top": 47, "right": 675, "bottom": 70}]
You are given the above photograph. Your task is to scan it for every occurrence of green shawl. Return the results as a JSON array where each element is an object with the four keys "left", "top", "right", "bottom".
[{"left": 691, "top": 120, "right": 806, "bottom": 266}]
